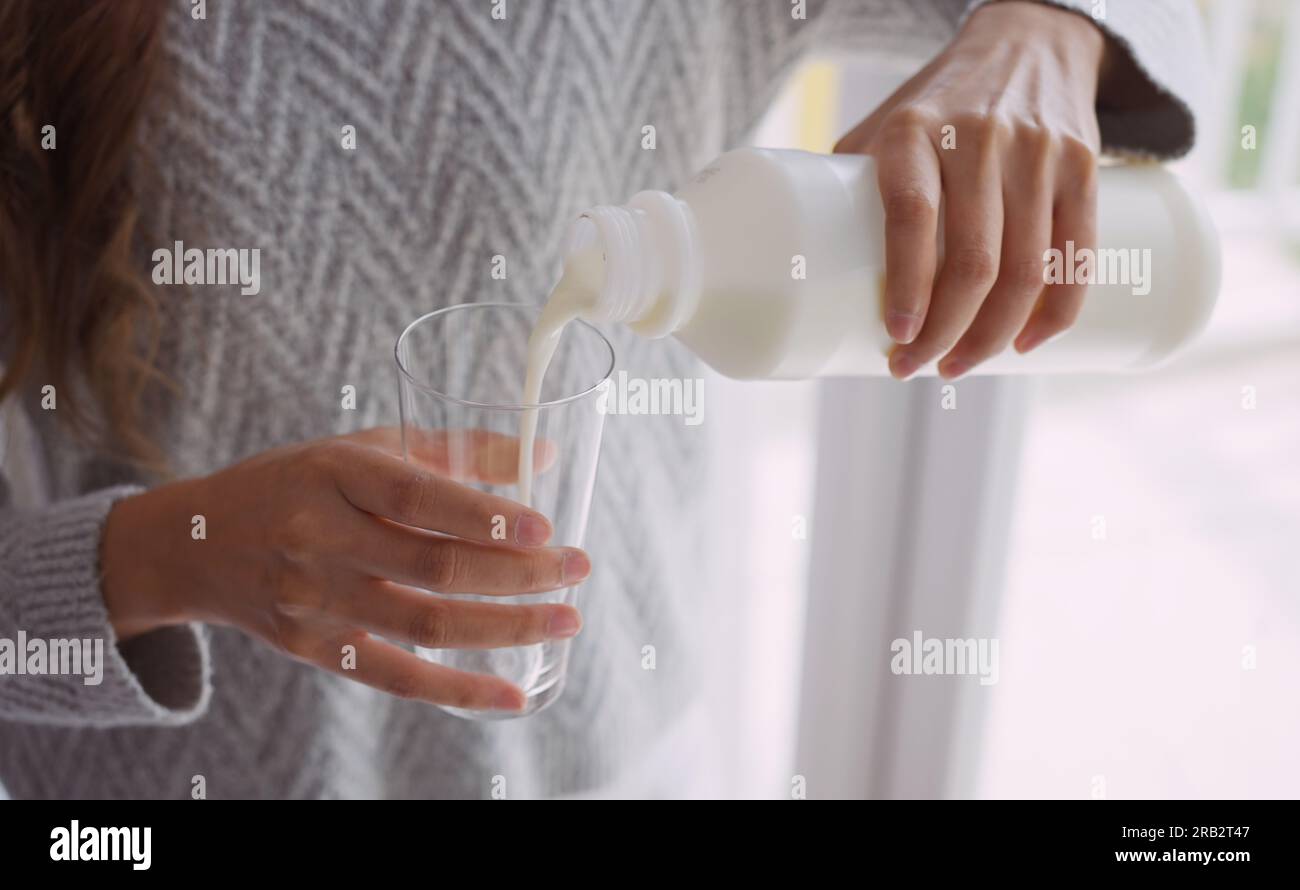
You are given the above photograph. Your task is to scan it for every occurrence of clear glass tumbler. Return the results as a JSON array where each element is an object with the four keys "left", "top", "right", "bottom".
[{"left": 394, "top": 302, "right": 613, "bottom": 719}]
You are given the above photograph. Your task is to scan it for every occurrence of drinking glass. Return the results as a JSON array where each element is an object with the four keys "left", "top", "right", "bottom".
[{"left": 394, "top": 302, "right": 613, "bottom": 719}]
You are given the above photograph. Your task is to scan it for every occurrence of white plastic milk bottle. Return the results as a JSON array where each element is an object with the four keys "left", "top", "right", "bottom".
[{"left": 516, "top": 147, "right": 1222, "bottom": 502}]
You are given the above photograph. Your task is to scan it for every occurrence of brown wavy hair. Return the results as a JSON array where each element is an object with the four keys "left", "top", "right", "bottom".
[{"left": 0, "top": 0, "right": 169, "bottom": 469}]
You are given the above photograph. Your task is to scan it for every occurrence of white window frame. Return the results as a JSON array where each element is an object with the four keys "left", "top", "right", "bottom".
[{"left": 794, "top": 376, "right": 1030, "bottom": 798}]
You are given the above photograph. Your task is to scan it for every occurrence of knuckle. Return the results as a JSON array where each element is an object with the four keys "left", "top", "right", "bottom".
[
  {"left": 324, "top": 628, "right": 367, "bottom": 653},
  {"left": 1017, "top": 122, "right": 1055, "bottom": 159},
  {"left": 977, "top": 113, "right": 1012, "bottom": 150},
  {"left": 417, "top": 542, "right": 459, "bottom": 590},
  {"left": 270, "top": 572, "right": 319, "bottom": 620},
  {"left": 408, "top": 602, "right": 451, "bottom": 649},
  {"left": 390, "top": 471, "right": 433, "bottom": 525},
  {"left": 942, "top": 111, "right": 1004, "bottom": 151},
  {"left": 949, "top": 245, "right": 999, "bottom": 285},
  {"left": 314, "top": 628, "right": 367, "bottom": 665},
  {"left": 884, "top": 185, "right": 937, "bottom": 227},
  {"left": 929, "top": 335, "right": 961, "bottom": 358},
  {"left": 518, "top": 608, "right": 549, "bottom": 644},
  {"left": 329, "top": 577, "right": 364, "bottom": 619},
  {"left": 276, "top": 508, "right": 322, "bottom": 561},
  {"left": 301, "top": 441, "right": 346, "bottom": 482},
  {"left": 384, "top": 673, "right": 422, "bottom": 700},
  {"left": 1009, "top": 256, "right": 1047, "bottom": 294},
  {"left": 1058, "top": 135, "right": 1098, "bottom": 179},
  {"left": 521, "top": 554, "right": 553, "bottom": 592},
  {"left": 884, "top": 104, "right": 938, "bottom": 134}
]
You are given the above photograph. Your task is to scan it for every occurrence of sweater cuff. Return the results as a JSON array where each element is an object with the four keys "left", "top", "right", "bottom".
[
  {"left": 964, "top": 0, "right": 1205, "bottom": 159},
  {"left": 0, "top": 485, "right": 213, "bottom": 727}
]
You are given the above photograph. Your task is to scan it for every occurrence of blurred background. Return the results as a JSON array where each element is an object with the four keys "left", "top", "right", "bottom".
[{"left": 703, "top": 0, "right": 1300, "bottom": 798}]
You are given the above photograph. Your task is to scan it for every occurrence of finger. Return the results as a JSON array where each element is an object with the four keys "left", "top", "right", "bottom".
[
  {"left": 332, "top": 442, "right": 554, "bottom": 546},
  {"left": 308, "top": 632, "right": 527, "bottom": 711},
  {"left": 1016, "top": 142, "right": 1097, "bottom": 353},
  {"left": 890, "top": 132, "right": 1002, "bottom": 379},
  {"left": 873, "top": 119, "right": 942, "bottom": 345},
  {"left": 348, "top": 516, "right": 591, "bottom": 595},
  {"left": 345, "top": 427, "right": 558, "bottom": 485},
  {"left": 337, "top": 579, "right": 582, "bottom": 649},
  {"left": 938, "top": 137, "right": 1053, "bottom": 377}
]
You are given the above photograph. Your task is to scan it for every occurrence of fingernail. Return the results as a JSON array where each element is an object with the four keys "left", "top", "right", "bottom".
[
  {"left": 1018, "top": 327, "right": 1070, "bottom": 353},
  {"left": 887, "top": 311, "right": 922, "bottom": 344},
  {"left": 939, "top": 359, "right": 968, "bottom": 380},
  {"left": 547, "top": 609, "right": 582, "bottom": 639},
  {"left": 492, "top": 688, "right": 525, "bottom": 711},
  {"left": 561, "top": 549, "right": 591, "bottom": 585},
  {"left": 890, "top": 352, "right": 918, "bottom": 380},
  {"left": 1014, "top": 332, "right": 1039, "bottom": 353},
  {"left": 515, "top": 512, "right": 552, "bottom": 546}
]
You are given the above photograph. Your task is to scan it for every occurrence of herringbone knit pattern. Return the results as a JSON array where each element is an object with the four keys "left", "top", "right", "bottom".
[{"left": 0, "top": 0, "right": 1199, "bottom": 798}]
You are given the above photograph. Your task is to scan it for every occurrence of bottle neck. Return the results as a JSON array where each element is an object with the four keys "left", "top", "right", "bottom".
[{"left": 562, "top": 190, "right": 699, "bottom": 338}]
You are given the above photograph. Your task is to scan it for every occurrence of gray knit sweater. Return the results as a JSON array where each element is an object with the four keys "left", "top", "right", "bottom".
[{"left": 0, "top": 0, "right": 1201, "bottom": 799}]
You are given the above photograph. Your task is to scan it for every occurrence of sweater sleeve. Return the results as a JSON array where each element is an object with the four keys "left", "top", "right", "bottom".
[{"left": 0, "top": 479, "right": 213, "bottom": 727}]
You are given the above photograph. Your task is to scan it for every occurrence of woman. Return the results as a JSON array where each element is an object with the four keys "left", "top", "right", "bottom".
[{"left": 0, "top": 0, "right": 1201, "bottom": 798}]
